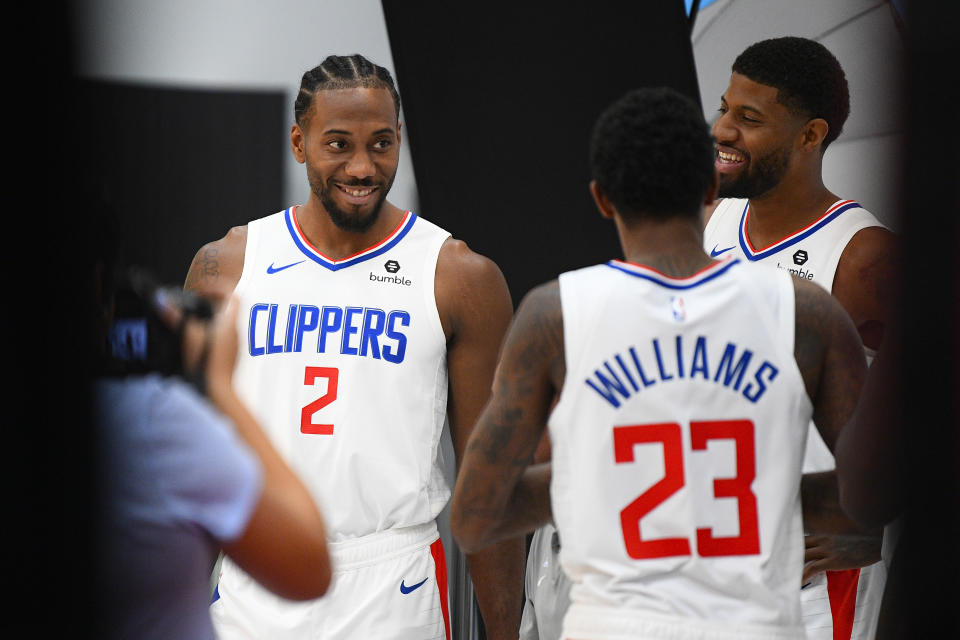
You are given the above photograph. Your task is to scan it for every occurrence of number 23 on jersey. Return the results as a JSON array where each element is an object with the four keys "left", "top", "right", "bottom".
[{"left": 614, "top": 419, "right": 760, "bottom": 560}]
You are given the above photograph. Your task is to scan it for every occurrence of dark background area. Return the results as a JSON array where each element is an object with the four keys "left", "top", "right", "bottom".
[
  {"left": 382, "top": 1, "right": 702, "bottom": 307},
  {"left": 72, "top": 80, "right": 285, "bottom": 286}
]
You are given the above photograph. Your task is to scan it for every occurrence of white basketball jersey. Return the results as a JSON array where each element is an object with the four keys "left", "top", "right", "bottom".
[
  {"left": 232, "top": 207, "right": 451, "bottom": 541},
  {"left": 550, "top": 258, "right": 811, "bottom": 639},
  {"left": 703, "top": 198, "right": 884, "bottom": 300},
  {"left": 704, "top": 198, "right": 887, "bottom": 640}
]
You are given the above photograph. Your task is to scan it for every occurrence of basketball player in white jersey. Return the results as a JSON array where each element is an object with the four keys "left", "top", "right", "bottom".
[
  {"left": 702, "top": 37, "right": 900, "bottom": 640},
  {"left": 450, "top": 87, "right": 870, "bottom": 640},
  {"left": 183, "top": 54, "right": 524, "bottom": 640}
]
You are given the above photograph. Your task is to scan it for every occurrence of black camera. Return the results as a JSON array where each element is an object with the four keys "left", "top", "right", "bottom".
[{"left": 107, "top": 267, "right": 213, "bottom": 378}]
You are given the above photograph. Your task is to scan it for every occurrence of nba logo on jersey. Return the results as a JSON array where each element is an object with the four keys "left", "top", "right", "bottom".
[{"left": 670, "top": 295, "right": 686, "bottom": 322}]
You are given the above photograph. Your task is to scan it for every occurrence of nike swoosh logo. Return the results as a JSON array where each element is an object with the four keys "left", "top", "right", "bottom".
[
  {"left": 266, "top": 260, "right": 305, "bottom": 274},
  {"left": 400, "top": 578, "right": 429, "bottom": 594},
  {"left": 710, "top": 244, "right": 734, "bottom": 258}
]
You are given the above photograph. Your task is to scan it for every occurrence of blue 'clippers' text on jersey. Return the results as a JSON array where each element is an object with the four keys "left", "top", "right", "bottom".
[
  {"left": 232, "top": 207, "right": 452, "bottom": 541},
  {"left": 549, "top": 258, "right": 812, "bottom": 640}
]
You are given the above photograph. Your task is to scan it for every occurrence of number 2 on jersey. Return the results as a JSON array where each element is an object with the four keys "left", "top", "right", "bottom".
[
  {"left": 301, "top": 366, "right": 339, "bottom": 435},
  {"left": 613, "top": 419, "right": 759, "bottom": 559}
]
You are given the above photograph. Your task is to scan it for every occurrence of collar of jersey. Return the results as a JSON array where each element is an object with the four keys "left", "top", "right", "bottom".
[
  {"left": 606, "top": 256, "right": 738, "bottom": 289},
  {"left": 738, "top": 199, "right": 862, "bottom": 260},
  {"left": 284, "top": 206, "right": 417, "bottom": 271}
]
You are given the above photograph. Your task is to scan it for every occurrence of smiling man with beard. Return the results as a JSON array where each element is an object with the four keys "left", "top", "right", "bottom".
[
  {"left": 703, "top": 37, "right": 900, "bottom": 640},
  {"left": 184, "top": 54, "right": 523, "bottom": 640}
]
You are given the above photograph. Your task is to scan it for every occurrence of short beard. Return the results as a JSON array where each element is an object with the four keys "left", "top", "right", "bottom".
[
  {"left": 717, "top": 145, "right": 791, "bottom": 199},
  {"left": 310, "top": 176, "right": 390, "bottom": 233}
]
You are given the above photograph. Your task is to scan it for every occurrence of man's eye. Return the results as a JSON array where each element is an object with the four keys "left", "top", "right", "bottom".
[
  {"left": 328, "top": 140, "right": 347, "bottom": 150},
  {"left": 373, "top": 139, "right": 392, "bottom": 150}
]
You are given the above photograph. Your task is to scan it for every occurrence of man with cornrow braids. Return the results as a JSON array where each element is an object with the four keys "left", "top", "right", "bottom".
[
  {"left": 185, "top": 53, "right": 524, "bottom": 640},
  {"left": 703, "top": 37, "right": 900, "bottom": 640}
]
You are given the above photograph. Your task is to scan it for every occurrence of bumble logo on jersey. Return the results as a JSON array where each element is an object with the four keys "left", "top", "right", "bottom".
[
  {"left": 247, "top": 303, "right": 409, "bottom": 363},
  {"left": 370, "top": 259, "right": 413, "bottom": 286}
]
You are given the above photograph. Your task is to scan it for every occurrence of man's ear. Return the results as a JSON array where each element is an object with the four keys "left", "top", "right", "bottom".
[
  {"left": 589, "top": 180, "right": 617, "bottom": 220},
  {"left": 705, "top": 168, "right": 719, "bottom": 206},
  {"left": 397, "top": 120, "right": 402, "bottom": 147},
  {"left": 800, "top": 118, "right": 830, "bottom": 152},
  {"left": 290, "top": 124, "right": 306, "bottom": 164}
]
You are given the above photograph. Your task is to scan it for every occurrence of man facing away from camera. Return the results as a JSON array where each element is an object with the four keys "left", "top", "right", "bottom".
[{"left": 450, "top": 86, "right": 869, "bottom": 640}]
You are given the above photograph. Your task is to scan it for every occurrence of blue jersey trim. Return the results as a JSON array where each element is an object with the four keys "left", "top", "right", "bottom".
[
  {"left": 606, "top": 258, "right": 739, "bottom": 290},
  {"left": 284, "top": 207, "right": 418, "bottom": 271},
  {"left": 738, "top": 201, "right": 862, "bottom": 261}
]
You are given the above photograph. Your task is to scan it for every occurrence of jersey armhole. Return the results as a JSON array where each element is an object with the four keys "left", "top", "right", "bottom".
[
  {"left": 703, "top": 198, "right": 732, "bottom": 242},
  {"left": 548, "top": 271, "right": 583, "bottom": 439},
  {"left": 823, "top": 222, "right": 882, "bottom": 295},
  {"left": 422, "top": 229, "right": 452, "bottom": 348},
  {"left": 233, "top": 218, "right": 263, "bottom": 298}
]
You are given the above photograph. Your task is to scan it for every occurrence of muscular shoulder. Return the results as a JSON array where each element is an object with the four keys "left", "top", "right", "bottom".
[
  {"left": 184, "top": 225, "right": 248, "bottom": 298},
  {"left": 838, "top": 226, "right": 898, "bottom": 270},
  {"left": 513, "top": 280, "right": 565, "bottom": 388},
  {"left": 436, "top": 237, "right": 505, "bottom": 286},
  {"left": 832, "top": 226, "right": 900, "bottom": 350},
  {"left": 435, "top": 238, "right": 512, "bottom": 340}
]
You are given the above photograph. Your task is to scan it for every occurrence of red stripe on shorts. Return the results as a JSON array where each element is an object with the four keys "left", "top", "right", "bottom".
[
  {"left": 826, "top": 568, "right": 861, "bottom": 640},
  {"left": 430, "top": 538, "right": 451, "bottom": 640}
]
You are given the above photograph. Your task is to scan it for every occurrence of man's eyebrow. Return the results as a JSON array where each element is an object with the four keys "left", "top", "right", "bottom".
[
  {"left": 322, "top": 128, "right": 397, "bottom": 136},
  {"left": 720, "top": 96, "right": 765, "bottom": 117}
]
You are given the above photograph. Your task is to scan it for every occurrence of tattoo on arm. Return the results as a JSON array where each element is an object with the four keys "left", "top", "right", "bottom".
[
  {"left": 793, "top": 279, "right": 829, "bottom": 401},
  {"left": 185, "top": 246, "right": 220, "bottom": 292},
  {"left": 450, "top": 281, "right": 564, "bottom": 545}
]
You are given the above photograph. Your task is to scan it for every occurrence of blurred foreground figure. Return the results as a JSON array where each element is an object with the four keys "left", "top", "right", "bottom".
[{"left": 96, "top": 271, "right": 331, "bottom": 640}]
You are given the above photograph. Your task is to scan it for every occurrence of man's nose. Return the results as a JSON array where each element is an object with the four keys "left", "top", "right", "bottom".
[
  {"left": 345, "top": 148, "right": 375, "bottom": 179},
  {"left": 712, "top": 111, "right": 737, "bottom": 144}
]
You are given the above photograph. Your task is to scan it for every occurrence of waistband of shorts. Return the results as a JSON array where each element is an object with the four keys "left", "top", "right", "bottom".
[
  {"left": 327, "top": 521, "right": 439, "bottom": 571},
  {"left": 563, "top": 603, "right": 806, "bottom": 640}
]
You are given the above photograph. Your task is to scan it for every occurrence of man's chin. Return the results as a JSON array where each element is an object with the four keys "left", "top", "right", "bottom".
[
  {"left": 325, "top": 202, "right": 383, "bottom": 233},
  {"left": 717, "top": 181, "right": 748, "bottom": 200}
]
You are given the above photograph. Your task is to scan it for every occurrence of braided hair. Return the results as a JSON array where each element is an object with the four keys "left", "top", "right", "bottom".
[{"left": 294, "top": 54, "right": 401, "bottom": 126}]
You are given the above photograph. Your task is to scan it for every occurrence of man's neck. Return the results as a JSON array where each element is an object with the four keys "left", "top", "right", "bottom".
[
  {"left": 617, "top": 215, "right": 714, "bottom": 277},
  {"left": 295, "top": 197, "right": 406, "bottom": 261},
  {"left": 745, "top": 168, "right": 838, "bottom": 250}
]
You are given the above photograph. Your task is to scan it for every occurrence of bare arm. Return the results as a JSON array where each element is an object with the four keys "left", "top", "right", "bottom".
[
  {"left": 792, "top": 277, "right": 873, "bottom": 535},
  {"left": 200, "top": 299, "right": 331, "bottom": 600},
  {"left": 793, "top": 277, "right": 882, "bottom": 579},
  {"left": 183, "top": 225, "right": 248, "bottom": 297},
  {"left": 831, "top": 226, "right": 905, "bottom": 526},
  {"left": 449, "top": 280, "right": 564, "bottom": 550},
  {"left": 794, "top": 277, "right": 867, "bottom": 454},
  {"left": 835, "top": 303, "right": 905, "bottom": 528},
  {"left": 831, "top": 226, "right": 900, "bottom": 351},
  {"left": 435, "top": 239, "right": 525, "bottom": 640}
]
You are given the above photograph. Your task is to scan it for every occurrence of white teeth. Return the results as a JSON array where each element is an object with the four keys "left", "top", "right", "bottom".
[
  {"left": 342, "top": 186, "right": 373, "bottom": 197},
  {"left": 717, "top": 150, "right": 744, "bottom": 163}
]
